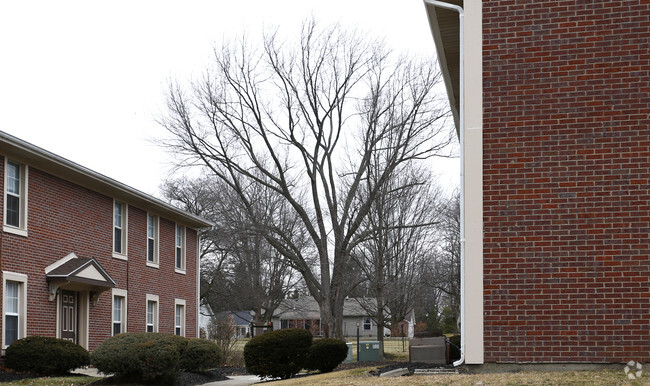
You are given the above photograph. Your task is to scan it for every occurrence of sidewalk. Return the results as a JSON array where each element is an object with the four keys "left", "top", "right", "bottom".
[{"left": 202, "top": 375, "right": 261, "bottom": 385}]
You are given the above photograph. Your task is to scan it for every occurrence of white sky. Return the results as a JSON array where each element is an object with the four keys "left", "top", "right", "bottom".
[{"left": 0, "top": 0, "right": 458, "bottom": 197}]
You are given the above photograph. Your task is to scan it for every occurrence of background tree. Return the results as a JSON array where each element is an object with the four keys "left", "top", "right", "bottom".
[
  {"left": 159, "top": 20, "right": 452, "bottom": 337},
  {"left": 352, "top": 167, "right": 444, "bottom": 353},
  {"left": 417, "top": 191, "right": 460, "bottom": 334},
  {"left": 162, "top": 175, "right": 300, "bottom": 324}
]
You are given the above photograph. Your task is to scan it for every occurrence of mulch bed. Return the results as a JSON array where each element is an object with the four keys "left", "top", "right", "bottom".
[{"left": 0, "top": 362, "right": 458, "bottom": 384}]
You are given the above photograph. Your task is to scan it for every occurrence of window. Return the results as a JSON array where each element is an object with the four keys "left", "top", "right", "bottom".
[
  {"left": 146, "top": 214, "right": 159, "bottom": 266},
  {"left": 112, "top": 289, "right": 127, "bottom": 336},
  {"left": 363, "top": 317, "right": 372, "bottom": 331},
  {"left": 145, "top": 294, "right": 158, "bottom": 333},
  {"left": 175, "top": 225, "right": 185, "bottom": 272},
  {"left": 3, "top": 272, "right": 27, "bottom": 348},
  {"left": 174, "top": 299, "right": 186, "bottom": 336},
  {"left": 113, "top": 201, "right": 127, "bottom": 258},
  {"left": 4, "top": 160, "right": 28, "bottom": 236},
  {"left": 280, "top": 320, "right": 289, "bottom": 329}
]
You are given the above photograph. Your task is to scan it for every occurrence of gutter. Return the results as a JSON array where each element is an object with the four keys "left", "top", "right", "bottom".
[{"left": 423, "top": 0, "right": 465, "bottom": 367}]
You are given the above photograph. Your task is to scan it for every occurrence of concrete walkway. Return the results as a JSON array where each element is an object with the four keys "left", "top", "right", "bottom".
[{"left": 202, "top": 375, "right": 262, "bottom": 385}]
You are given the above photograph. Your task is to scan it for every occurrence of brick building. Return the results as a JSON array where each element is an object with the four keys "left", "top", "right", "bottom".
[
  {"left": 425, "top": 1, "right": 649, "bottom": 364},
  {"left": 1, "top": 131, "right": 211, "bottom": 352}
]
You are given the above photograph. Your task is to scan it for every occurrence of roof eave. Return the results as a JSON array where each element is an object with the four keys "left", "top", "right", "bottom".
[{"left": 0, "top": 131, "right": 213, "bottom": 229}]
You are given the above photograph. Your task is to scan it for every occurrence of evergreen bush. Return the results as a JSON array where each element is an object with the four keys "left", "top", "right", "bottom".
[
  {"left": 5, "top": 336, "right": 90, "bottom": 375},
  {"left": 305, "top": 338, "right": 348, "bottom": 373},
  {"left": 244, "top": 328, "right": 312, "bottom": 379},
  {"left": 91, "top": 332, "right": 186, "bottom": 384},
  {"left": 180, "top": 338, "right": 222, "bottom": 372}
]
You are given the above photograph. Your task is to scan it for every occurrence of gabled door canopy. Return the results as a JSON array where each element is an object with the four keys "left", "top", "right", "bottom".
[{"left": 45, "top": 253, "right": 116, "bottom": 301}]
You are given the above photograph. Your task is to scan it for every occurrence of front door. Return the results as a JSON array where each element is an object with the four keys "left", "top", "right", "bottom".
[{"left": 61, "top": 290, "right": 77, "bottom": 343}]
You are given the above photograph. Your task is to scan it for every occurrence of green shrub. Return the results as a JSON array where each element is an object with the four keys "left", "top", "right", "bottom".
[
  {"left": 305, "top": 338, "right": 348, "bottom": 373},
  {"left": 448, "top": 335, "right": 461, "bottom": 363},
  {"left": 244, "top": 328, "right": 312, "bottom": 379},
  {"left": 91, "top": 333, "right": 186, "bottom": 384},
  {"left": 5, "top": 336, "right": 90, "bottom": 375},
  {"left": 180, "top": 338, "right": 222, "bottom": 372}
]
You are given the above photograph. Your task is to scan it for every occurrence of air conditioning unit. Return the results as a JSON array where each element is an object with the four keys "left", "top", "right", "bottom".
[{"left": 409, "top": 336, "right": 446, "bottom": 364}]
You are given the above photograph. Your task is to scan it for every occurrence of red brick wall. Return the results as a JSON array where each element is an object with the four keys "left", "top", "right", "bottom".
[
  {"left": 0, "top": 159, "right": 199, "bottom": 351},
  {"left": 483, "top": 1, "right": 650, "bottom": 363}
]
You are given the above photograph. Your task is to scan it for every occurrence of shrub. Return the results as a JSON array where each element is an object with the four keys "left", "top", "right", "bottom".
[
  {"left": 180, "top": 338, "right": 222, "bottom": 372},
  {"left": 305, "top": 338, "right": 348, "bottom": 373},
  {"left": 447, "top": 335, "right": 461, "bottom": 363},
  {"left": 5, "top": 336, "right": 90, "bottom": 375},
  {"left": 91, "top": 333, "right": 186, "bottom": 384},
  {"left": 244, "top": 328, "right": 312, "bottom": 379}
]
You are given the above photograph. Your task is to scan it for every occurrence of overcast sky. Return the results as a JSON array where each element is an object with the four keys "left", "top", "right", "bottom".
[{"left": 0, "top": 0, "right": 457, "bottom": 197}]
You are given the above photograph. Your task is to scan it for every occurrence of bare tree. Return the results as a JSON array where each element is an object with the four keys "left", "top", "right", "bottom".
[
  {"left": 162, "top": 176, "right": 300, "bottom": 324},
  {"left": 159, "top": 20, "right": 451, "bottom": 337},
  {"left": 417, "top": 191, "right": 460, "bottom": 334},
  {"left": 352, "top": 167, "right": 444, "bottom": 353}
]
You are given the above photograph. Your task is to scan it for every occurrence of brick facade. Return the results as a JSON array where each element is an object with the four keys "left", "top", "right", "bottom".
[
  {"left": 483, "top": 1, "right": 650, "bottom": 362},
  {"left": 1, "top": 134, "right": 206, "bottom": 352}
]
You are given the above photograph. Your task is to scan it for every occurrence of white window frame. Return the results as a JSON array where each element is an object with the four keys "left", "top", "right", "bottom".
[
  {"left": 112, "top": 201, "right": 128, "bottom": 259},
  {"left": 175, "top": 224, "right": 186, "bottom": 274},
  {"left": 3, "top": 160, "right": 28, "bottom": 237},
  {"left": 2, "top": 272, "right": 27, "bottom": 349},
  {"left": 145, "top": 294, "right": 159, "bottom": 333},
  {"left": 363, "top": 317, "right": 372, "bottom": 331},
  {"left": 112, "top": 288, "right": 128, "bottom": 336},
  {"left": 146, "top": 214, "right": 159, "bottom": 268},
  {"left": 174, "top": 299, "right": 186, "bottom": 337}
]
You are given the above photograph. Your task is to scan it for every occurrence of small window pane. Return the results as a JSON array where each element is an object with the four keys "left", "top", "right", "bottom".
[
  {"left": 114, "top": 228, "right": 122, "bottom": 253},
  {"left": 6, "top": 162, "right": 20, "bottom": 195},
  {"left": 5, "top": 315, "right": 17, "bottom": 346},
  {"left": 6, "top": 195, "right": 20, "bottom": 227},
  {"left": 114, "top": 202, "right": 122, "bottom": 227}
]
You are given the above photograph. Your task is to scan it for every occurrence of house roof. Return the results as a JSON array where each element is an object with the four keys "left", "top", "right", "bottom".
[
  {"left": 214, "top": 311, "right": 254, "bottom": 326},
  {"left": 0, "top": 130, "right": 212, "bottom": 229},
  {"left": 424, "top": 0, "right": 463, "bottom": 138},
  {"left": 273, "top": 296, "right": 383, "bottom": 319}
]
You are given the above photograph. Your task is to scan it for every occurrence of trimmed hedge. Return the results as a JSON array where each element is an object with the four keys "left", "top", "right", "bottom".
[
  {"left": 180, "top": 338, "right": 222, "bottom": 372},
  {"left": 244, "top": 328, "right": 313, "bottom": 379},
  {"left": 5, "top": 336, "right": 90, "bottom": 375},
  {"left": 91, "top": 333, "right": 187, "bottom": 384},
  {"left": 305, "top": 338, "right": 348, "bottom": 373}
]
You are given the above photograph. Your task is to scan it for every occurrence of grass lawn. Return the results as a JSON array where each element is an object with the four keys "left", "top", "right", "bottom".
[{"left": 275, "top": 367, "right": 648, "bottom": 385}]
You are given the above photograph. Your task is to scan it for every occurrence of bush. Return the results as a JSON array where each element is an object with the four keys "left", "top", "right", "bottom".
[
  {"left": 5, "top": 336, "right": 90, "bottom": 375},
  {"left": 244, "top": 328, "right": 312, "bottom": 379},
  {"left": 447, "top": 335, "right": 461, "bottom": 363},
  {"left": 180, "top": 338, "right": 222, "bottom": 372},
  {"left": 91, "top": 333, "right": 186, "bottom": 384},
  {"left": 305, "top": 338, "right": 348, "bottom": 373}
]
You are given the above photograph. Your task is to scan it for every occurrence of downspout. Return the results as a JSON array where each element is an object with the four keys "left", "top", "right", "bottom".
[{"left": 423, "top": 0, "right": 465, "bottom": 367}]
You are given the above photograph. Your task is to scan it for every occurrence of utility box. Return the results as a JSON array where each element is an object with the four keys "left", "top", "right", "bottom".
[
  {"left": 358, "top": 341, "right": 381, "bottom": 362},
  {"left": 409, "top": 336, "right": 446, "bottom": 364},
  {"left": 343, "top": 342, "right": 354, "bottom": 363}
]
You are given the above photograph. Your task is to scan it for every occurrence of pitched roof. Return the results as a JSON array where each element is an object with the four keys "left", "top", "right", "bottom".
[
  {"left": 273, "top": 296, "right": 383, "bottom": 319},
  {"left": 214, "top": 311, "right": 254, "bottom": 325},
  {"left": 0, "top": 130, "right": 212, "bottom": 229}
]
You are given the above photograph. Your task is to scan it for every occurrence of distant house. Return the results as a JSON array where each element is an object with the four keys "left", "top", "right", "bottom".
[
  {"left": 0, "top": 131, "right": 211, "bottom": 352},
  {"left": 271, "top": 296, "right": 390, "bottom": 337},
  {"left": 214, "top": 311, "right": 253, "bottom": 338},
  {"left": 391, "top": 309, "right": 415, "bottom": 339},
  {"left": 200, "top": 305, "right": 254, "bottom": 339}
]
